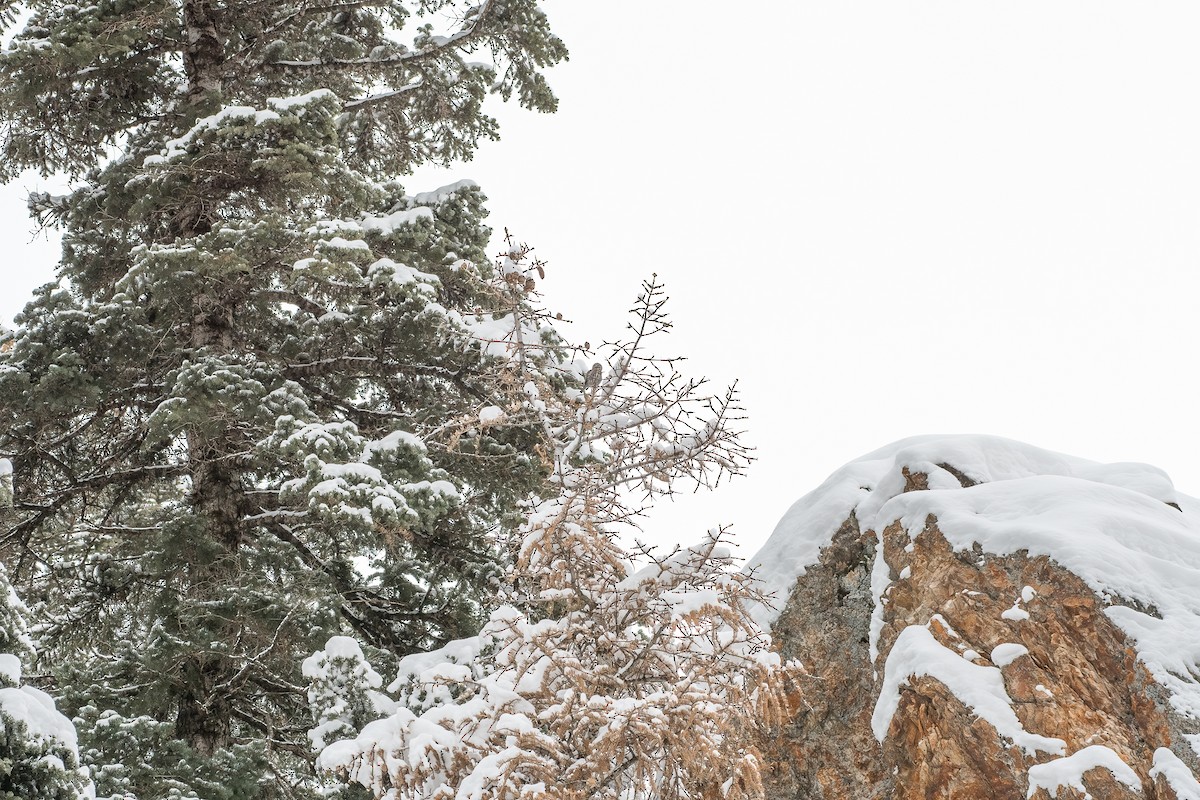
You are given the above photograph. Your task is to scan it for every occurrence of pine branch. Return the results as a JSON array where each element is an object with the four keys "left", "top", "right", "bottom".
[{"left": 268, "top": 0, "right": 495, "bottom": 72}]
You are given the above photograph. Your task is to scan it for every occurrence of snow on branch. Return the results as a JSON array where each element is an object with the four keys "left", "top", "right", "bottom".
[
  {"left": 310, "top": 241, "right": 795, "bottom": 800},
  {"left": 0, "top": 458, "right": 11, "bottom": 509},
  {"left": 268, "top": 0, "right": 496, "bottom": 72}
]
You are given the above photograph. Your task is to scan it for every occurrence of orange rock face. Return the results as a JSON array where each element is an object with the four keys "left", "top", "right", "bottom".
[{"left": 760, "top": 470, "right": 1200, "bottom": 800}]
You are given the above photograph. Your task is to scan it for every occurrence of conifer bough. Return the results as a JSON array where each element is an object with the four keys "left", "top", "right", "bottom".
[{"left": 0, "top": 1, "right": 566, "bottom": 797}]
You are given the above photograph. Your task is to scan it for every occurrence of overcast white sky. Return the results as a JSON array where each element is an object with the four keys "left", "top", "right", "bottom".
[{"left": 5, "top": 2, "right": 1200, "bottom": 560}]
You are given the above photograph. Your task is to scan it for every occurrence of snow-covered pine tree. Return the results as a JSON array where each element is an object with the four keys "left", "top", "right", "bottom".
[
  {"left": 314, "top": 257, "right": 794, "bottom": 800},
  {"left": 0, "top": 2, "right": 566, "bottom": 797},
  {"left": 302, "top": 636, "right": 389, "bottom": 756},
  {"left": 0, "top": 489, "right": 90, "bottom": 799}
]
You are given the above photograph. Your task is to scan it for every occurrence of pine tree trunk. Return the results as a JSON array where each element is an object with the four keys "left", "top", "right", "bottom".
[
  {"left": 175, "top": 0, "right": 241, "bottom": 757},
  {"left": 175, "top": 657, "right": 235, "bottom": 758},
  {"left": 182, "top": 0, "right": 223, "bottom": 110},
  {"left": 177, "top": 420, "right": 244, "bottom": 756}
]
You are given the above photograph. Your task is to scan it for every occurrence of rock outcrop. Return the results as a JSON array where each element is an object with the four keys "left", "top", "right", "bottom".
[{"left": 750, "top": 436, "right": 1200, "bottom": 800}]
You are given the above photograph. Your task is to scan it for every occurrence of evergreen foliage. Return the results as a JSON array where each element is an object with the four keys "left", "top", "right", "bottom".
[
  {"left": 0, "top": 2, "right": 567, "bottom": 797},
  {"left": 302, "top": 636, "right": 388, "bottom": 755}
]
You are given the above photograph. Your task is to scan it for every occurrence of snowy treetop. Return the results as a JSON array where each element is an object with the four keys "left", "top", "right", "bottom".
[{"left": 747, "top": 434, "right": 1200, "bottom": 729}]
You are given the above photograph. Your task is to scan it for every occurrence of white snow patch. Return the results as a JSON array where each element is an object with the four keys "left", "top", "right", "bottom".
[
  {"left": 321, "top": 236, "right": 370, "bottom": 251},
  {"left": 1187, "top": 734, "right": 1200, "bottom": 759},
  {"left": 409, "top": 179, "right": 479, "bottom": 204},
  {"left": 0, "top": 459, "right": 11, "bottom": 477},
  {"left": 390, "top": 637, "right": 486, "bottom": 690},
  {"left": 1002, "top": 603, "right": 1031, "bottom": 622},
  {"left": 366, "top": 258, "right": 439, "bottom": 289},
  {"left": 326, "top": 636, "right": 372, "bottom": 664},
  {"left": 1152, "top": 747, "right": 1200, "bottom": 800},
  {"left": 143, "top": 104, "right": 281, "bottom": 165},
  {"left": 0, "top": 653, "right": 19, "bottom": 683},
  {"left": 748, "top": 435, "right": 1177, "bottom": 630},
  {"left": 990, "top": 643, "right": 1028, "bottom": 667},
  {"left": 403, "top": 479, "right": 460, "bottom": 501},
  {"left": 747, "top": 457, "right": 884, "bottom": 622},
  {"left": 302, "top": 636, "right": 379, "bottom": 682},
  {"left": 1026, "top": 745, "right": 1141, "bottom": 798},
  {"left": 0, "top": 685, "right": 79, "bottom": 751},
  {"left": 361, "top": 430, "right": 426, "bottom": 460},
  {"left": 144, "top": 91, "right": 337, "bottom": 167},
  {"left": 872, "top": 625, "right": 1065, "bottom": 755},
  {"left": 268, "top": 88, "right": 338, "bottom": 110},
  {"left": 478, "top": 406, "right": 506, "bottom": 425},
  {"left": 929, "top": 614, "right": 960, "bottom": 639},
  {"left": 362, "top": 206, "right": 435, "bottom": 234},
  {"left": 457, "top": 311, "right": 545, "bottom": 362},
  {"left": 868, "top": 534, "right": 891, "bottom": 664}
]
